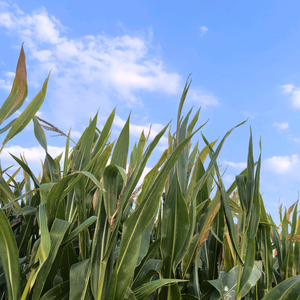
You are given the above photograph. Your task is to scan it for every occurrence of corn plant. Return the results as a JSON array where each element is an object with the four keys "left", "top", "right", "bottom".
[{"left": 1, "top": 45, "right": 300, "bottom": 300}]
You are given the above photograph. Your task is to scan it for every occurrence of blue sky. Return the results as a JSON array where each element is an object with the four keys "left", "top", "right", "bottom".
[{"left": 1, "top": 0, "right": 300, "bottom": 221}]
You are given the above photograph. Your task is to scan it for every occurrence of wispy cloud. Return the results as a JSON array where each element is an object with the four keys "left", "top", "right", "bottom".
[
  {"left": 187, "top": 88, "right": 219, "bottom": 109},
  {"left": 0, "top": 144, "right": 68, "bottom": 181},
  {"left": 264, "top": 154, "right": 299, "bottom": 174},
  {"left": 0, "top": 3, "right": 181, "bottom": 130},
  {"left": 282, "top": 84, "right": 300, "bottom": 109},
  {"left": 223, "top": 160, "right": 247, "bottom": 169},
  {"left": 199, "top": 26, "right": 208, "bottom": 37},
  {"left": 273, "top": 122, "right": 289, "bottom": 131}
]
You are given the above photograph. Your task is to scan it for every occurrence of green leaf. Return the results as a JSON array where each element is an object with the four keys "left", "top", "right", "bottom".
[
  {"left": 37, "top": 204, "right": 51, "bottom": 265},
  {"left": 247, "top": 142, "right": 261, "bottom": 239},
  {"left": 237, "top": 237, "right": 255, "bottom": 298},
  {"left": 125, "top": 287, "right": 138, "bottom": 300},
  {"left": 294, "top": 215, "right": 300, "bottom": 274},
  {"left": 187, "top": 108, "right": 201, "bottom": 137},
  {"left": 111, "top": 114, "right": 130, "bottom": 169},
  {"left": 39, "top": 281, "right": 69, "bottom": 300},
  {"left": 208, "top": 208, "right": 224, "bottom": 280},
  {"left": 0, "top": 171, "right": 23, "bottom": 214},
  {"left": 32, "top": 219, "right": 70, "bottom": 299},
  {"left": 63, "top": 129, "right": 71, "bottom": 177},
  {"left": 90, "top": 195, "right": 110, "bottom": 300},
  {"left": 182, "top": 192, "right": 221, "bottom": 278},
  {"left": 73, "top": 113, "right": 98, "bottom": 171},
  {"left": 109, "top": 126, "right": 198, "bottom": 300},
  {"left": 177, "top": 107, "right": 192, "bottom": 191},
  {"left": 33, "top": 116, "right": 47, "bottom": 152},
  {"left": 92, "top": 108, "right": 115, "bottom": 160},
  {"left": 0, "top": 118, "right": 17, "bottom": 134},
  {"left": 136, "top": 214, "right": 156, "bottom": 266},
  {"left": 60, "top": 243, "right": 78, "bottom": 281},
  {"left": 103, "top": 164, "right": 127, "bottom": 219},
  {"left": 132, "top": 259, "right": 162, "bottom": 290},
  {"left": 246, "top": 128, "right": 254, "bottom": 215},
  {"left": 259, "top": 196, "right": 273, "bottom": 292},
  {"left": 269, "top": 214, "right": 282, "bottom": 268},
  {"left": 0, "top": 209, "right": 21, "bottom": 300},
  {"left": 104, "top": 122, "right": 171, "bottom": 265},
  {"left": 161, "top": 173, "right": 190, "bottom": 278},
  {"left": 40, "top": 183, "right": 55, "bottom": 205},
  {"left": 261, "top": 274, "right": 300, "bottom": 300},
  {"left": 208, "top": 261, "right": 262, "bottom": 300},
  {"left": 281, "top": 202, "right": 298, "bottom": 280},
  {"left": 70, "top": 259, "right": 91, "bottom": 300},
  {"left": 42, "top": 153, "right": 60, "bottom": 183},
  {"left": 134, "top": 239, "right": 160, "bottom": 281},
  {"left": 159, "top": 282, "right": 181, "bottom": 300},
  {"left": 61, "top": 216, "right": 97, "bottom": 247},
  {"left": 46, "top": 171, "right": 104, "bottom": 227},
  {"left": 74, "top": 178, "right": 88, "bottom": 260},
  {"left": 10, "top": 152, "right": 40, "bottom": 188},
  {"left": 1, "top": 72, "right": 50, "bottom": 152},
  {"left": 134, "top": 279, "right": 187, "bottom": 300},
  {"left": 215, "top": 163, "right": 242, "bottom": 263},
  {"left": 177, "top": 75, "right": 192, "bottom": 135}
]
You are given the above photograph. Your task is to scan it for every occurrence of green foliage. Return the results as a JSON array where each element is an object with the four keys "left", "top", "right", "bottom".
[{"left": 1, "top": 45, "right": 300, "bottom": 300}]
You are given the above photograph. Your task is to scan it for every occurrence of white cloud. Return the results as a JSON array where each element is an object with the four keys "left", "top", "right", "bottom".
[
  {"left": 0, "top": 145, "right": 66, "bottom": 162},
  {"left": 0, "top": 71, "right": 15, "bottom": 92},
  {"left": 0, "top": 144, "right": 69, "bottom": 181},
  {"left": 223, "top": 160, "right": 247, "bottom": 169},
  {"left": 0, "top": 4, "right": 182, "bottom": 130},
  {"left": 273, "top": 122, "right": 289, "bottom": 131},
  {"left": 187, "top": 88, "right": 219, "bottom": 109},
  {"left": 200, "top": 26, "right": 208, "bottom": 37},
  {"left": 5, "top": 71, "right": 15, "bottom": 78},
  {"left": 282, "top": 84, "right": 294, "bottom": 94},
  {"left": 223, "top": 174, "right": 235, "bottom": 184},
  {"left": 282, "top": 84, "right": 300, "bottom": 109},
  {"left": 70, "top": 130, "right": 82, "bottom": 139},
  {"left": 0, "top": 11, "right": 13, "bottom": 28},
  {"left": 293, "top": 138, "right": 300, "bottom": 143},
  {"left": 264, "top": 154, "right": 299, "bottom": 174},
  {"left": 0, "top": 78, "right": 11, "bottom": 92}
]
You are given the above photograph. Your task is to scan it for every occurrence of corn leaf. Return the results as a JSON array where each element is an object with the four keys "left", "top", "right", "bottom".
[
  {"left": 0, "top": 209, "right": 21, "bottom": 300},
  {"left": 32, "top": 219, "right": 70, "bottom": 299},
  {"left": 39, "top": 281, "right": 69, "bottom": 300},
  {"left": 1, "top": 73, "right": 50, "bottom": 152},
  {"left": 70, "top": 259, "right": 91, "bottom": 300},
  {"left": 207, "top": 261, "right": 262, "bottom": 300},
  {"left": 261, "top": 274, "right": 300, "bottom": 299},
  {"left": 109, "top": 127, "right": 198, "bottom": 300},
  {"left": 160, "top": 173, "right": 190, "bottom": 279},
  {"left": 134, "top": 279, "right": 187, "bottom": 300}
]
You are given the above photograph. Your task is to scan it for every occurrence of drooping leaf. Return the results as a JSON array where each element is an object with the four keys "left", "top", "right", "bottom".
[
  {"left": 33, "top": 116, "right": 47, "bottom": 152},
  {"left": 1, "top": 72, "right": 50, "bottom": 151},
  {"left": 207, "top": 261, "right": 262, "bottom": 300},
  {"left": 134, "top": 279, "right": 187, "bottom": 300},
  {"left": 0, "top": 44, "right": 27, "bottom": 125},
  {"left": 39, "top": 281, "right": 69, "bottom": 300},
  {"left": 261, "top": 274, "right": 300, "bottom": 300}
]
